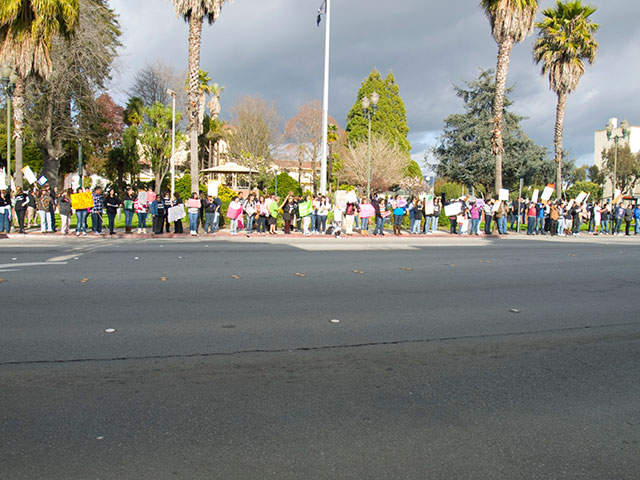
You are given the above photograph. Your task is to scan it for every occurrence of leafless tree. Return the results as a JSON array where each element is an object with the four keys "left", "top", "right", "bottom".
[{"left": 341, "top": 136, "right": 406, "bottom": 193}]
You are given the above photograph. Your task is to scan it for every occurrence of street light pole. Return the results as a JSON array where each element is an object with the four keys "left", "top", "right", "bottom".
[
  {"left": 0, "top": 63, "right": 16, "bottom": 186},
  {"left": 318, "top": 0, "right": 331, "bottom": 196},
  {"left": 167, "top": 89, "right": 177, "bottom": 198},
  {"left": 361, "top": 91, "right": 379, "bottom": 200},
  {"left": 606, "top": 119, "right": 630, "bottom": 199}
]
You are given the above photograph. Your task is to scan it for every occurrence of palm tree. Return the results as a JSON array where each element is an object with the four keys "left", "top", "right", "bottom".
[
  {"left": 534, "top": 1, "right": 598, "bottom": 199},
  {"left": 480, "top": 0, "right": 538, "bottom": 194},
  {"left": 0, "top": 0, "right": 78, "bottom": 186},
  {"left": 172, "top": 0, "right": 229, "bottom": 194}
]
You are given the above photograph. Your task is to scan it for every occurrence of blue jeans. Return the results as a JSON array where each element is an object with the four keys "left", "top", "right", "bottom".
[
  {"left": 471, "top": 218, "right": 480, "bottom": 235},
  {"left": 498, "top": 216, "right": 507, "bottom": 234},
  {"left": 137, "top": 212, "right": 148, "bottom": 229},
  {"left": 374, "top": 216, "right": 385, "bottom": 235},
  {"left": 188, "top": 212, "right": 198, "bottom": 232},
  {"left": 124, "top": 209, "right": 134, "bottom": 227},
  {"left": 361, "top": 217, "right": 369, "bottom": 232},
  {"left": 635, "top": 219, "right": 640, "bottom": 235},
  {"left": 246, "top": 214, "right": 255, "bottom": 234},
  {"left": 204, "top": 212, "right": 215, "bottom": 233},
  {"left": 431, "top": 215, "right": 438, "bottom": 233},
  {"left": 0, "top": 211, "right": 9, "bottom": 232},
  {"left": 527, "top": 216, "right": 536, "bottom": 234},
  {"left": 601, "top": 219, "right": 609, "bottom": 234},
  {"left": 76, "top": 209, "right": 88, "bottom": 233},
  {"left": 318, "top": 215, "right": 327, "bottom": 233},
  {"left": 310, "top": 213, "right": 317, "bottom": 232},
  {"left": 536, "top": 217, "right": 545, "bottom": 234}
]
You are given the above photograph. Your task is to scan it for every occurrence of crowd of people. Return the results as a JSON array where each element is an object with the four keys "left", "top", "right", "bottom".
[
  {"left": 445, "top": 197, "right": 640, "bottom": 237},
  {"left": 1, "top": 184, "right": 639, "bottom": 238}
]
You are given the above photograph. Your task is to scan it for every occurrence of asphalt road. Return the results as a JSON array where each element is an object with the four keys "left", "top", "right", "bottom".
[{"left": 1, "top": 236, "right": 639, "bottom": 479}]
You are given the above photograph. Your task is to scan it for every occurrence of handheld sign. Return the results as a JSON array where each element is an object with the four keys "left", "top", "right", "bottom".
[
  {"left": 298, "top": 200, "right": 312, "bottom": 217},
  {"left": 531, "top": 189, "right": 539, "bottom": 204},
  {"left": 498, "top": 189, "right": 509, "bottom": 201},
  {"left": 168, "top": 205, "right": 186, "bottom": 222},
  {"left": 208, "top": 180, "right": 219, "bottom": 197},
  {"left": 444, "top": 202, "right": 462, "bottom": 217},
  {"left": 346, "top": 190, "right": 358, "bottom": 203},
  {"left": 22, "top": 166, "right": 38, "bottom": 185},
  {"left": 359, "top": 204, "right": 375, "bottom": 218},
  {"left": 541, "top": 184, "right": 555, "bottom": 202},
  {"left": 70, "top": 192, "right": 94, "bottom": 210}
]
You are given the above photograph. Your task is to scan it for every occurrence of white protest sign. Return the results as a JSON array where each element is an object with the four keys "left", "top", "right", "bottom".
[
  {"left": 492, "top": 200, "right": 502, "bottom": 214},
  {"left": 335, "top": 190, "right": 347, "bottom": 209},
  {"left": 499, "top": 189, "right": 509, "bottom": 201},
  {"left": 531, "top": 189, "right": 539, "bottom": 204},
  {"left": 207, "top": 180, "right": 219, "bottom": 197},
  {"left": 424, "top": 199, "right": 435, "bottom": 215},
  {"left": 541, "top": 184, "right": 555, "bottom": 202},
  {"left": 22, "top": 165, "right": 38, "bottom": 184},
  {"left": 346, "top": 190, "right": 358, "bottom": 203},
  {"left": 613, "top": 189, "right": 623, "bottom": 204},
  {"left": 444, "top": 202, "right": 462, "bottom": 217},
  {"left": 575, "top": 191, "right": 588, "bottom": 205},
  {"left": 0, "top": 170, "right": 7, "bottom": 190},
  {"left": 167, "top": 205, "right": 186, "bottom": 222},
  {"left": 137, "top": 191, "right": 148, "bottom": 205},
  {"left": 37, "top": 175, "right": 48, "bottom": 186}
]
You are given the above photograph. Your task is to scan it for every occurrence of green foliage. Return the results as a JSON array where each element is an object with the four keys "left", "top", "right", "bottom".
[
  {"left": 588, "top": 165, "right": 605, "bottom": 185},
  {"left": 404, "top": 159, "right": 422, "bottom": 179},
  {"left": 566, "top": 181, "right": 602, "bottom": 201},
  {"left": 337, "top": 184, "right": 356, "bottom": 191},
  {"left": 124, "top": 97, "right": 144, "bottom": 126},
  {"left": 175, "top": 175, "right": 204, "bottom": 201},
  {"left": 267, "top": 172, "right": 302, "bottom": 198},
  {"left": 601, "top": 144, "right": 640, "bottom": 194},
  {"left": 435, "top": 182, "right": 462, "bottom": 201},
  {"left": 433, "top": 69, "right": 554, "bottom": 193},
  {"left": 345, "top": 69, "right": 411, "bottom": 155}
]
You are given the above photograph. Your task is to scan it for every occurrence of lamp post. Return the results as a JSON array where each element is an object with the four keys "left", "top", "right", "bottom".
[
  {"left": 361, "top": 91, "right": 379, "bottom": 200},
  {"left": 167, "top": 88, "right": 177, "bottom": 198},
  {"left": 0, "top": 63, "right": 17, "bottom": 185},
  {"left": 605, "top": 119, "right": 630, "bottom": 199}
]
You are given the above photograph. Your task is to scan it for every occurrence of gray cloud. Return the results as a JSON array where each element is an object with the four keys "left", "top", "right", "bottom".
[{"left": 108, "top": 0, "right": 640, "bottom": 167}]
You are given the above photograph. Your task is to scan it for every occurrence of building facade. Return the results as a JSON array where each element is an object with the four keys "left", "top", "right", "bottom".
[{"left": 593, "top": 118, "right": 640, "bottom": 198}]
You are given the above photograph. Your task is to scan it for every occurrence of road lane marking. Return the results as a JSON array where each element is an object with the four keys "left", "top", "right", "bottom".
[{"left": 0, "top": 262, "right": 67, "bottom": 269}]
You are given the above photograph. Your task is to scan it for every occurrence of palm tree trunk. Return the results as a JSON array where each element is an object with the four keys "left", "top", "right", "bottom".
[
  {"left": 188, "top": 15, "right": 203, "bottom": 194},
  {"left": 554, "top": 90, "right": 567, "bottom": 200},
  {"left": 492, "top": 38, "right": 514, "bottom": 195},
  {"left": 12, "top": 76, "right": 25, "bottom": 186}
]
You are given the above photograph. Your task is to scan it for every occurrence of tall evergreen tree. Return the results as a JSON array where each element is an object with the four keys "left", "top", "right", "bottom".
[
  {"left": 433, "top": 69, "right": 553, "bottom": 193},
  {"left": 345, "top": 69, "right": 411, "bottom": 155}
]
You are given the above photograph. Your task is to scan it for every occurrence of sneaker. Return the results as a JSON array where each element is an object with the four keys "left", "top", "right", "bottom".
[{"left": 82, "top": 232, "right": 87, "bottom": 236}]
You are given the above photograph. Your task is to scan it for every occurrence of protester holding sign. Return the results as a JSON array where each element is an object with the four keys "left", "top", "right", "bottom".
[
  {"left": 0, "top": 188, "right": 11, "bottom": 232},
  {"left": 134, "top": 188, "right": 149, "bottom": 234},
  {"left": 58, "top": 189, "right": 72, "bottom": 235},
  {"left": 12, "top": 187, "right": 29, "bottom": 233},
  {"left": 122, "top": 187, "right": 136, "bottom": 234}
]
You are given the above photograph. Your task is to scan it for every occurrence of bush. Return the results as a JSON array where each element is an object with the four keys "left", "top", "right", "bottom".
[
  {"left": 267, "top": 173, "right": 302, "bottom": 198},
  {"left": 435, "top": 182, "right": 461, "bottom": 202},
  {"left": 174, "top": 174, "right": 205, "bottom": 201},
  {"left": 566, "top": 181, "right": 602, "bottom": 202}
]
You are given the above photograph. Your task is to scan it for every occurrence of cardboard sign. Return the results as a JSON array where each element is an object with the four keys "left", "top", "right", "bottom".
[
  {"left": 491, "top": 200, "right": 502, "bottom": 214},
  {"left": 147, "top": 191, "right": 157, "bottom": 203},
  {"left": 37, "top": 176, "right": 47, "bottom": 186},
  {"left": 531, "top": 189, "right": 539, "bottom": 204},
  {"left": 226, "top": 205, "right": 242, "bottom": 219},
  {"left": 187, "top": 198, "right": 201, "bottom": 209},
  {"left": 575, "top": 191, "right": 588, "bottom": 205},
  {"left": 424, "top": 200, "right": 435, "bottom": 215},
  {"left": 167, "top": 205, "right": 186, "bottom": 223},
  {"left": 541, "top": 184, "right": 555, "bottom": 202},
  {"left": 70, "top": 192, "right": 94, "bottom": 210},
  {"left": 346, "top": 190, "right": 358, "bottom": 203},
  {"left": 498, "top": 189, "right": 509, "bottom": 201},
  {"left": 613, "top": 189, "right": 624, "bottom": 204},
  {"left": 0, "top": 170, "right": 7, "bottom": 190},
  {"left": 298, "top": 200, "right": 312, "bottom": 217},
  {"left": 208, "top": 180, "right": 220, "bottom": 197},
  {"left": 22, "top": 166, "right": 38, "bottom": 184},
  {"left": 444, "top": 202, "right": 462, "bottom": 217},
  {"left": 398, "top": 199, "right": 407, "bottom": 208},
  {"left": 335, "top": 190, "right": 347, "bottom": 206},
  {"left": 359, "top": 204, "right": 375, "bottom": 219},
  {"left": 137, "top": 191, "right": 148, "bottom": 206}
]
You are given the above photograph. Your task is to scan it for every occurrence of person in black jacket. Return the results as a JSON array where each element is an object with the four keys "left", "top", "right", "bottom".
[
  {"left": 13, "top": 187, "right": 29, "bottom": 233},
  {"left": 162, "top": 191, "right": 173, "bottom": 233},
  {"left": 104, "top": 189, "right": 121, "bottom": 235},
  {"left": 0, "top": 188, "right": 11, "bottom": 232}
]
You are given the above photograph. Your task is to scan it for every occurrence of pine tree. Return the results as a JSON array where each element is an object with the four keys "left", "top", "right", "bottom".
[{"left": 345, "top": 69, "right": 411, "bottom": 155}]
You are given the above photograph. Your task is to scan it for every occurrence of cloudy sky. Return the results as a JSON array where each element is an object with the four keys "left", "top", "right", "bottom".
[{"left": 107, "top": 0, "right": 640, "bottom": 170}]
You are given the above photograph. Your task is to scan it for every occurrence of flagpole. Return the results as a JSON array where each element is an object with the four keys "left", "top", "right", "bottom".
[{"left": 319, "top": 0, "right": 331, "bottom": 196}]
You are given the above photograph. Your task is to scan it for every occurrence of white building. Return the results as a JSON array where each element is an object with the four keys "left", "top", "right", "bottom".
[{"left": 593, "top": 118, "right": 640, "bottom": 198}]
